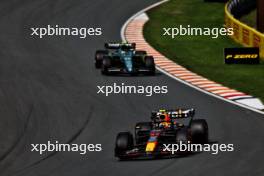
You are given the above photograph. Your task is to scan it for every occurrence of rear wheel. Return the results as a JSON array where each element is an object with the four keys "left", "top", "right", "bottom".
[
  {"left": 131, "top": 43, "right": 136, "bottom": 50},
  {"left": 115, "top": 132, "right": 134, "bottom": 159},
  {"left": 95, "top": 50, "right": 108, "bottom": 68},
  {"left": 145, "top": 56, "right": 155, "bottom": 75},
  {"left": 135, "top": 50, "right": 147, "bottom": 56},
  {"left": 190, "top": 119, "right": 208, "bottom": 144},
  {"left": 101, "top": 56, "right": 111, "bottom": 75}
]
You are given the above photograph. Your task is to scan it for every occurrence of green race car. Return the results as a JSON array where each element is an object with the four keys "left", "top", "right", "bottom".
[{"left": 95, "top": 42, "right": 156, "bottom": 75}]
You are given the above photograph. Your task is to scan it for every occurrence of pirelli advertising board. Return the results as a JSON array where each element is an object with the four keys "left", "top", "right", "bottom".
[{"left": 224, "top": 47, "right": 260, "bottom": 64}]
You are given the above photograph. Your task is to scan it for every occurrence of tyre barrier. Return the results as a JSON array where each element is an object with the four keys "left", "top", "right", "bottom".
[{"left": 225, "top": 0, "right": 264, "bottom": 59}]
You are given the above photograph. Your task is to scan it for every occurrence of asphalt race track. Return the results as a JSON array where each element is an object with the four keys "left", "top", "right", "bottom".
[{"left": 0, "top": 0, "right": 263, "bottom": 176}]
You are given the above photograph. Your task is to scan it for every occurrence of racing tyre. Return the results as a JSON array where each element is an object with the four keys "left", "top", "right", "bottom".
[
  {"left": 135, "top": 122, "right": 152, "bottom": 144},
  {"left": 95, "top": 50, "right": 108, "bottom": 68},
  {"left": 132, "top": 56, "right": 143, "bottom": 70},
  {"left": 101, "top": 56, "right": 111, "bottom": 75},
  {"left": 131, "top": 43, "right": 136, "bottom": 50},
  {"left": 145, "top": 56, "right": 155, "bottom": 75},
  {"left": 175, "top": 129, "right": 191, "bottom": 155},
  {"left": 190, "top": 119, "right": 208, "bottom": 144},
  {"left": 135, "top": 50, "right": 147, "bottom": 56},
  {"left": 176, "top": 129, "right": 190, "bottom": 143},
  {"left": 115, "top": 132, "right": 134, "bottom": 159}
]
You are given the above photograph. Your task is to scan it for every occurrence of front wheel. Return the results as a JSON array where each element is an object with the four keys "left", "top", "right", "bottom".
[
  {"left": 101, "top": 57, "right": 111, "bottom": 75},
  {"left": 190, "top": 119, "right": 208, "bottom": 144},
  {"left": 95, "top": 50, "right": 108, "bottom": 69},
  {"left": 115, "top": 132, "right": 134, "bottom": 159},
  {"left": 175, "top": 129, "right": 191, "bottom": 155},
  {"left": 145, "top": 56, "right": 155, "bottom": 75}
]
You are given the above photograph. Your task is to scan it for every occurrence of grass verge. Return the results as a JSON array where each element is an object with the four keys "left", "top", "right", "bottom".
[{"left": 144, "top": 0, "right": 264, "bottom": 102}]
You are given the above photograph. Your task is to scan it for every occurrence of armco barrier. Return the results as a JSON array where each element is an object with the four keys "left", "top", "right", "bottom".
[{"left": 225, "top": 1, "right": 264, "bottom": 59}]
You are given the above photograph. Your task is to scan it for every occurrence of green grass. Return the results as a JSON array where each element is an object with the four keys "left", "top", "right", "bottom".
[
  {"left": 144, "top": 0, "right": 264, "bottom": 102},
  {"left": 240, "top": 10, "right": 257, "bottom": 29}
]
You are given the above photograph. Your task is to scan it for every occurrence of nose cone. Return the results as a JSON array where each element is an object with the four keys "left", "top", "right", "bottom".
[
  {"left": 124, "top": 57, "right": 133, "bottom": 72},
  {"left": 145, "top": 142, "right": 157, "bottom": 152},
  {"left": 128, "top": 66, "right": 132, "bottom": 72}
]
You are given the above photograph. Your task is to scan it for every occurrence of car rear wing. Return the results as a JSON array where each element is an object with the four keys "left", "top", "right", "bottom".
[
  {"left": 105, "top": 43, "right": 120, "bottom": 49},
  {"left": 151, "top": 108, "right": 195, "bottom": 121},
  {"left": 105, "top": 43, "right": 136, "bottom": 50},
  {"left": 171, "top": 109, "right": 195, "bottom": 118}
]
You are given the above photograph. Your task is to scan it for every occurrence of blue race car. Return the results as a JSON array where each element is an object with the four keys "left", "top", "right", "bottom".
[
  {"left": 114, "top": 109, "right": 209, "bottom": 160},
  {"left": 95, "top": 42, "right": 155, "bottom": 75}
]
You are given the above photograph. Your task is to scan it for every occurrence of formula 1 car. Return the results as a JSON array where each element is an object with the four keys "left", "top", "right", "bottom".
[
  {"left": 95, "top": 42, "right": 155, "bottom": 75},
  {"left": 115, "top": 109, "right": 209, "bottom": 160}
]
